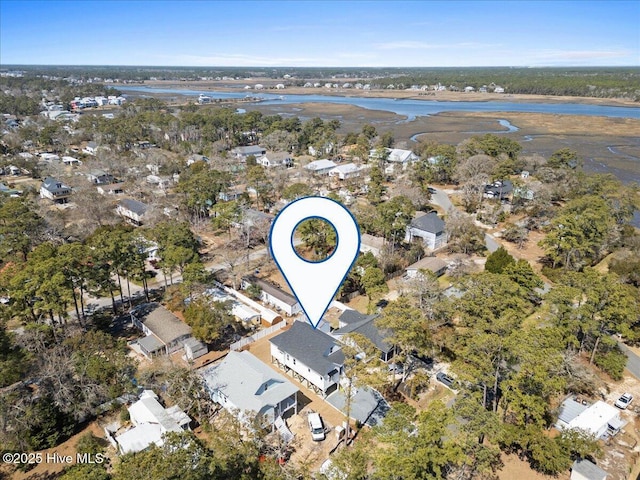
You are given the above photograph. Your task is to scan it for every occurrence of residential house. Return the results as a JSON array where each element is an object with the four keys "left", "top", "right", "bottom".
[
  {"left": 130, "top": 303, "right": 194, "bottom": 357},
  {"left": 242, "top": 276, "right": 301, "bottom": 316},
  {"left": 231, "top": 145, "right": 266, "bottom": 161},
  {"left": 305, "top": 159, "right": 337, "bottom": 176},
  {"left": 39, "top": 152, "right": 60, "bottom": 163},
  {"left": 83, "top": 141, "right": 99, "bottom": 155},
  {"left": 556, "top": 398, "right": 623, "bottom": 439},
  {"left": 571, "top": 459, "right": 608, "bottom": 480},
  {"left": 61, "top": 156, "right": 82, "bottom": 166},
  {"left": 117, "top": 198, "right": 148, "bottom": 226},
  {"left": 270, "top": 320, "right": 344, "bottom": 396},
  {"left": 484, "top": 180, "right": 513, "bottom": 200},
  {"left": 257, "top": 152, "right": 294, "bottom": 168},
  {"left": 219, "top": 184, "right": 247, "bottom": 202},
  {"left": 111, "top": 390, "right": 190, "bottom": 454},
  {"left": 201, "top": 350, "right": 299, "bottom": 428},
  {"left": 359, "top": 233, "right": 385, "bottom": 257},
  {"left": 0, "top": 183, "right": 21, "bottom": 196},
  {"left": 329, "top": 163, "right": 362, "bottom": 180},
  {"left": 494, "top": 86, "right": 505, "bottom": 94},
  {"left": 97, "top": 182, "right": 124, "bottom": 195},
  {"left": 87, "top": 170, "right": 117, "bottom": 185},
  {"left": 333, "top": 310, "right": 395, "bottom": 362},
  {"left": 405, "top": 256, "right": 448, "bottom": 278},
  {"left": 369, "top": 148, "right": 419, "bottom": 172},
  {"left": 404, "top": 212, "right": 448, "bottom": 250},
  {"left": 40, "top": 177, "right": 72, "bottom": 203}
]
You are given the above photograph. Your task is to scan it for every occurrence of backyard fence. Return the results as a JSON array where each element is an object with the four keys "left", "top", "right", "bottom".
[{"left": 229, "top": 321, "right": 287, "bottom": 351}]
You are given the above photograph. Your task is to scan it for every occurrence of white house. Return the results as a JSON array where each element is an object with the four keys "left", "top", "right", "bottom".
[
  {"left": 40, "top": 177, "right": 72, "bottom": 203},
  {"left": 231, "top": 145, "right": 266, "bottom": 161},
  {"left": 201, "top": 350, "right": 298, "bottom": 428},
  {"left": 369, "top": 148, "right": 419, "bottom": 172},
  {"left": 242, "top": 276, "right": 301, "bottom": 316},
  {"left": 61, "top": 156, "right": 82, "bottom": 166},
  {"left": 112, "top": 390, "right": 190, "bottom": 454},
  {"left": 257, "top": 152, "right": 294, "bottom": 168},
  {"left": 329, "top": 163, "right": 361, "bottom": 180},
  {"left": 270, "top": 320, "right": 344, "bottom": 396},
  {"left": 305, "top": 159, "right": 336, "bottom": 176},
  {"left": 556, "top": 398, "right": 623, "bottom": 439},
  {"left": 404, "top": 212, "right": 448, "bottom": 250}
]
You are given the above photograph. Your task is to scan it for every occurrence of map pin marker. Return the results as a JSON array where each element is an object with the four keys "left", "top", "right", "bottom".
[{"left": 269, "top": 196, "right": 360, "bottom": 329}]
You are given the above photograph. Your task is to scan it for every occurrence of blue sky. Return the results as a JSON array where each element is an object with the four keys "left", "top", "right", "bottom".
[{"left": 1, "top": 1, "right": 638, "bottom": 67}]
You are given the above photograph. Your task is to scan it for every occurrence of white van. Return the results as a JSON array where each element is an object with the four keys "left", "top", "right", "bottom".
[{"left": 308, "top": 412, "right": 325, "bottom": 441}]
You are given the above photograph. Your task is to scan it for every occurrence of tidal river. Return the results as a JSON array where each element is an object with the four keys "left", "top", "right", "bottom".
[
  {"left": 118, "top": 86, "right": 640, "bottom": 119},
  {"left": 120, "top": 86, "right": 640, "bottom": 227}
]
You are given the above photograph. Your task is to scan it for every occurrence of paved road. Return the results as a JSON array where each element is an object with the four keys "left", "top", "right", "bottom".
[
  {"left": 617, "top": 342, "right": 640, "bottom": 380},
  {"left": 431, "top": 188, "right": 501, "bottom": 253},
  {"left": 82, "top": 243, "right": 279, "bottom": 314}
]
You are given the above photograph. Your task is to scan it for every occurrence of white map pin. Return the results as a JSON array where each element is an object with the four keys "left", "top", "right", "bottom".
[{"left": 269, "top": 196, "right": 360, "bottom": 329}]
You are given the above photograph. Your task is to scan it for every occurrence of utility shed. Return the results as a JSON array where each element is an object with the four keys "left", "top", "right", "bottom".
[{"left": 571, "top": 459, "right": 608, "bottom": 480}]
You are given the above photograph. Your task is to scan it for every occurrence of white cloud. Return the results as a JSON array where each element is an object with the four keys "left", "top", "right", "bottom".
[{"left": 375, "top": 41, "right": 502, "bottom": 50}]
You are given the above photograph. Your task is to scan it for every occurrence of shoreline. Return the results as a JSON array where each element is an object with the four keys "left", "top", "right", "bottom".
[{"left": 139, "top": 79, "right": 640, "bottom": 108}]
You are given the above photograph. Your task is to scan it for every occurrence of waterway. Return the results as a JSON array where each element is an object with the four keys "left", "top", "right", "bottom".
[{"left": 118, "top": 86, "right": 640, "bottom": 120}]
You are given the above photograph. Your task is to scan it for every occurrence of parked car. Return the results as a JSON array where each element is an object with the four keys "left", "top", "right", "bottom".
[
  {"left": 308, "top": 412, "right": 325, "bottom": 441},
  {"left": 436, "top": 372, "right": 455, "bottom": 389},
  {"left": 615, "top": 393, "right": 633, "bottom": 409}
]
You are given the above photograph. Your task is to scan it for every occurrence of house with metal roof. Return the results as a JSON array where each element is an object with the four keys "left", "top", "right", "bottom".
[
  {"left": 130, "top": 303, "right": 193, "bottom": 357},
  {"left": 329, "top": 163, "right": 362, "bottom": 180},
  {"left": 305, "top": 159, "right": 337, "bottom": 176},
  {"left": 201, "top": 350, "right": 298, "bottom": 428},
  {"left": 556, "top": 398, "right": 623, "bottom": 439},
  {"left": 404, "top": 211, "right": 448, "bottom": 250},
  {"left": 112, "top": 390, "right": 190, "bottom": 454},
  {"left": 40, "top": 177, "right": 72, "bottom": 203},
  {"left": 270, "top": 320, "right": 344, "bottom": 396},
  {"left": 242, "top": 275, "right": 301, "bottom": 316},
  {"left": 231, "top": 145, "right": 266, "bottom": 160}
]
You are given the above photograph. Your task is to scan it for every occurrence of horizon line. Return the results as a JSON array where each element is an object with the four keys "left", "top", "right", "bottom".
[{"left": 2, "top": 64, "right": 639, "bottom": 69}]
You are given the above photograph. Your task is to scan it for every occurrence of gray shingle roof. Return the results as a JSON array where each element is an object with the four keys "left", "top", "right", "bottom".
[
  {"left": 410, "top": 212, "right": 445, "bottom": 235},
  {"left": 335, "top": 310, "right": 392, "bottom": 353},
  {"left": 119, "top": 198, "right": 148, "bottom": 216},
  {"left": 41, "top": 177, "right": 71, "bottom": 195},
  {"left": 133, "top": 303, "right": 191, "bottom": 345},
  {"left": 270, "top": 321, "right": 344, "bottom": 375},
  {"left": 571, "top": 459, "right": 608, "bottom": 480},
  {"left": 201, "top": 351, "right": 298, "bottom": 414}
]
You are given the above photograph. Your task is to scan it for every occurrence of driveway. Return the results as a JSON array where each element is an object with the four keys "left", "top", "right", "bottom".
[{"left": 430, "top": 188, "right": 453, "bottom": 212}]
